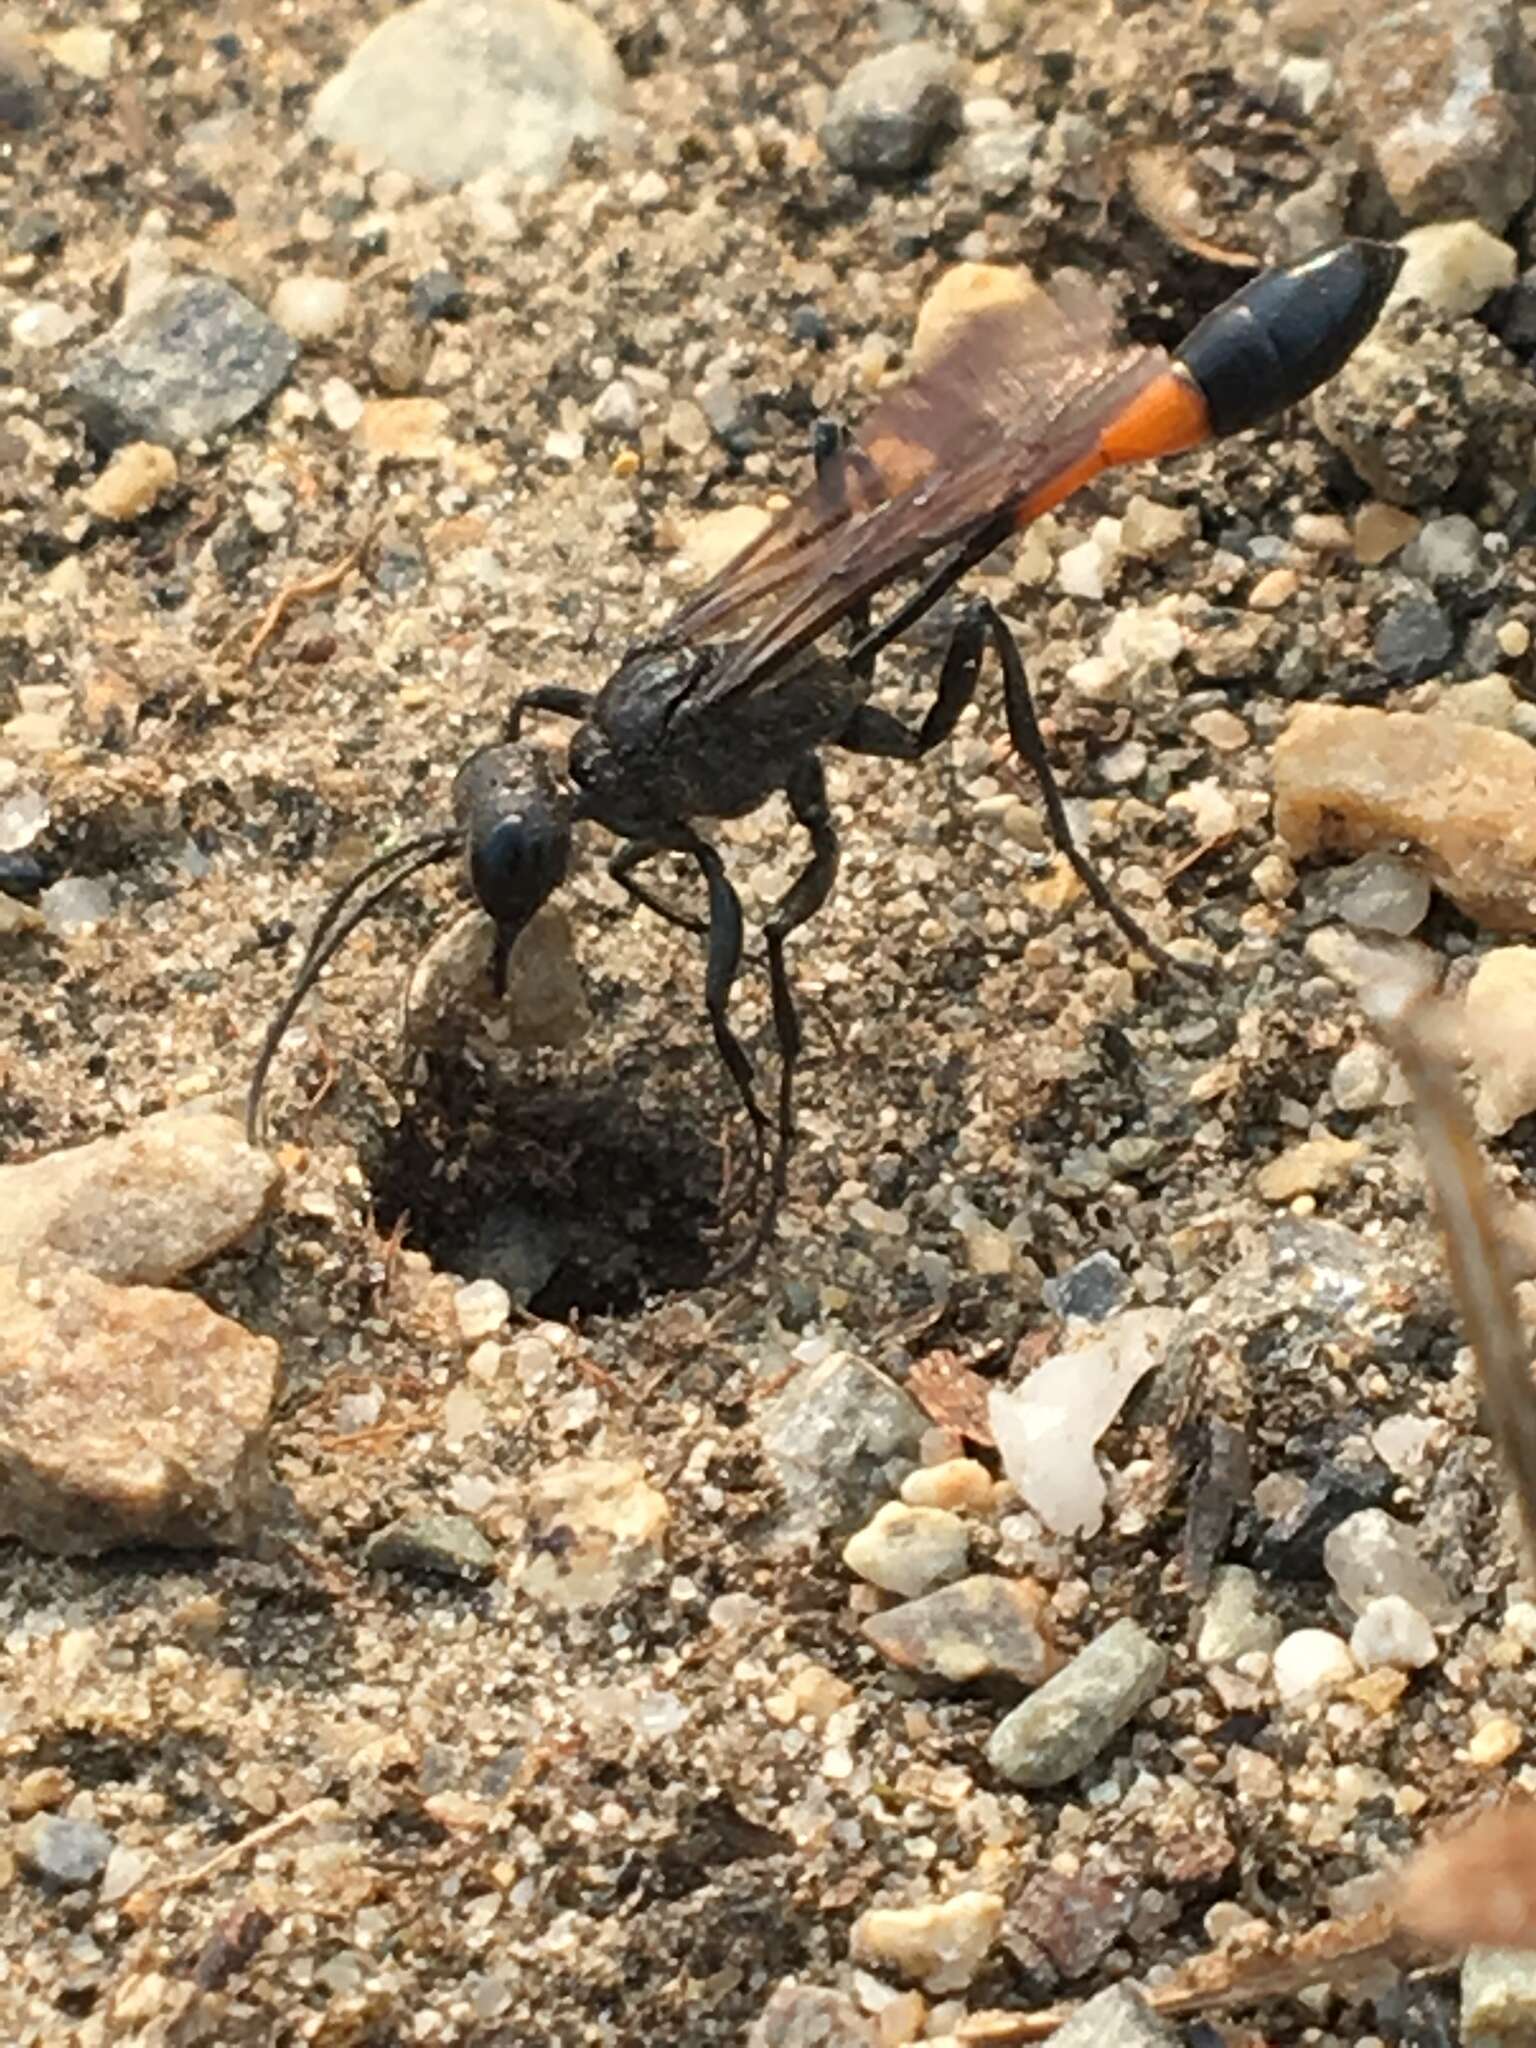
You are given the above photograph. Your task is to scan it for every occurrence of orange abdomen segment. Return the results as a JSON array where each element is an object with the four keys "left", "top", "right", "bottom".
[{"left": 1011, "top": 368, "right": 1213, "bottom": 530}]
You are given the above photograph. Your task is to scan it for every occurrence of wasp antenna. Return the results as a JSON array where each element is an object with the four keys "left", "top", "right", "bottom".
[{"left": 245, "top": 829, "right": 457, "bottom": 1146}]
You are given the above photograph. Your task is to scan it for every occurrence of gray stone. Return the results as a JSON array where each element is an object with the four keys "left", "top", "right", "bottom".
[
  {"left": 821, "top": 43, "right": 959, "bottom": 179},
  {"left": 1047, "top": 1984, "right": 1179, "bottom": 2047},
  {"left": 1337, "top": 0, "right": 1536, "bottom": 230},
  {"left": 1195, "top": 1566, "right": 1281, "bottom": 1666},
  {"left": 1374, "top": 596, "right": 1456, "bottom": 683},
  {"left": 1323, "top": 851, "right": 1432, "bottom": 937},
  {"left": 987, "top": 1617, "right": 1168, "bottom": 1787},
  {"left": 1323, "top": 1508, "right": 1458, "bottom": 1623},
  {"left": 862, "top": 1573, "right": 1057, "bottom": 1686},
  {"left": 0, "top": 1109, "right": 280, "bottom": 1286},
  {"left": 312, "top": 0, "right": 626, "bottom": 191},
  {"left": 366, "top": 1513, "right": 495, "bottom": 1581},
  {"left": 1401, "top": 513, "right": 1485, "bottom": 587},
  {"left": 746, "top": 1981, "right": 877, "bottom": 2048},
  {"left": 68, "top": 276, "right": 297, "bottom": 450},
  {"left": 0, "top": 24, "right": 48, "bottom": 130},
  {"left": 0, "top": 1261, "right": 279, "bottom": 1556},
  {"left": 18, "top": 1815, "right": 114, "bottom": 1891},
  {"left": 758, "top": 1353, "right": 927, "bottom": 1539},
  {"left": 1043, "top": 1250, "right": 1127, "bottom": 1323}
]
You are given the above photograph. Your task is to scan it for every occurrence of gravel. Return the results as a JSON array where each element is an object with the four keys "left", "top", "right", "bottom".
[{"left": 6, "top": 0, "right": 1536, "bottom": 2040}]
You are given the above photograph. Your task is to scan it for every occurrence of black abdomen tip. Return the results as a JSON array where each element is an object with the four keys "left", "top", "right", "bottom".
[{"left": 1175, "top": 238, "right": 1406, "bottom": 439}]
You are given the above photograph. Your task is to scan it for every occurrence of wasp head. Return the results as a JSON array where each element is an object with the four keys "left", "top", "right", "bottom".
[{"left": 452, "top": 744, "right": 573, "bottom": 993}]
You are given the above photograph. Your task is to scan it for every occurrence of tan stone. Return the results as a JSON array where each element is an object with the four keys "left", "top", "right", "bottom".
[
  {"left": 355, "top": 396, "right": 449, "bottom": 460},
  {"left": 83, "top": 442, "right": 176, "bottom": 522},
  {"left": 1464, "top": 946, "right": 1536, "bottom": 1133},
  {"left": 0, "top": 1110, "right": 281, "bottom": 1285},
  {"left": 0, "top": 1262, "right": 279, "bottom": 1555},
  {"left": 911, "top": 262, "right": 1040, "bottom": 371},
  {"left": 1255, "top": 1134, "right": 1366, "bottom": 1204},
  {"left": 1273, "top": 705, "right": 1536, "bottom": 933}
]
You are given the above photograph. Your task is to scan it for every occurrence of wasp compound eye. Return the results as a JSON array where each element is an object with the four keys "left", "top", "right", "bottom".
[{"left": 452, "top": 744, "right": 574, "bottom": 992}]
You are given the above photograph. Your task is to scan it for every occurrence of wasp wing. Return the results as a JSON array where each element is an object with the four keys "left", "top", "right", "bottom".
[{"left": 664, "top": 277, "right": 1169, "bottom": 706}]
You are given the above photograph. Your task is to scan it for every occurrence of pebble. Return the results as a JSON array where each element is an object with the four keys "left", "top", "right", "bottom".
[
  {"left": 404, "top": 904, "right": 590, "bottom": 1054},
  {"left": 1323, "top": 1508, "right": 1458, "bottom": 1622},
  {"left": 408, "top": 270, "right": 472, "bottom": 323},
  {"left": 366, "top": 1513, "right": 495, "bottom": 1581},
  {"left": 1118, "top": 494, "right": 1195, "bottom": 561},
  {"left": 1324, "top": 850, "right": 1432, "bottom": 937},
  {"left": 1330, "top": 1042, "right": 1393, "bottom": 1111},
  {"left": 1042, "top": 1249, "right": 1127, "bottom": 1322},
  {"left": 0, "top": 23, "right": 48, "bottom": 130},
  {"left": 1249, "top": 565, "right": 1298, "bottom": 611},
  {"left": 1353, "top": 501, "right": 1420, "bottom": 566},
  {"left": 862, "top": 1574, "right": 1057, "bottom": 1686},
  {"left": 681, "top": 504, "right": 773, "bottom": 581},
  {"left": 1464, "top": 947, "right": 1536, "bottom": 1134},
  {"left": 0, "top": 1109, "right": 280, "bottom": 1285},
  {"left": 1465, "top": 1715, "right": 1523, "bottom": 1767},
  {"left": 842, "top": 1502, "right": 969, "bottom": 1596},
  {"left": 1254, "top": 1133, "right": 1364, "bottom": 1204},
  {"left": 18, "top": 1814, "right": 114, "bottom": 1891},
  {"left": 1273, "top": 706, "right": 1536, "bottom": 935},
  {"left": 356, "top": 397, "right": 449, "bottom": 461},
  {"left": 1463, "top": 1949, "right": 1536, "bottom": 2034},
  {"left": 83, "top": 440, "right": 177, "bottom": 522},
  {"left": 1047, "top": 1985, "right": 1179, "bottom": 2047},
  {"left": 910, "top": 262, "right": 1038, "bottom": 370},
  {"left": 758, "top": 1353, "right": 927, "bottom": 1540},
  {"left": 453, "top": 1277, "right": 511, "bottom": 1343},
  {"left": 987, "top": 1617, "right": 1168, "bottom": 1787},
  {"left": 821, "top": 43, "right": 959, "bottom": 179},
  {"left": 1337, "top": 0, "right": 1535, "bottom": 229},
  {"left": 11, "top": 299, "right": 78, "bottom": 348},
  {"left": 1196, "top": 1566, "right": 1281, "bottom": 1665},
  {"left": 1349, "top": 1594, "right": 1438, "bottom": 1670},
  {"left": 312, "top": 0, "right": 626, "bottom": 189},
  {"left": 962, "top": 118, "right": 1041, "bottom": 198},
  {"left": 1376, "top": 596, "right": 1458, "bottom": 687},
  {"left": 320, "top": 375, "right": 365, "bottom": 432},
  {"left": 516, "top": 1456, "right": 670, "bottom": 1610},
  {"left": 270, "top": 274, "right": 352, "bottom": 343},
  {"left": 38, "top": 876, "right": 111, "bottom": 932},
  {"left": 0, "top": 1260, "right": 279, "bottom": 1555},
  {"left": 747, "top": 1983, "right": 877, "bottom": 2047},
  {"left": 988, "top": 1309, "right": 1179, "bottom": 1537},
  {"left": 899, "top": 1458, "right": 994, "bottom": 1511},
  {"left": 850, "top": 1890, "right": 1002, "bottom": 1992},
  {"left": 1319, "top": 312, "right": 1536, "bottom": 506},
  {"left": 68, "top": 275, "right": 297, "bottom": 450},
  {"left": 590, "top": 376, "right": 642, "bottom": 437},
  {"left": 1393, "top": 220, "right": 1519, "bottom": 318},
  {"left": 43, "top": 26, "right": 114, "bottom": 79},
  {"left": 1272, "top": 1628, "right": 1357, "bottom": 1704}
]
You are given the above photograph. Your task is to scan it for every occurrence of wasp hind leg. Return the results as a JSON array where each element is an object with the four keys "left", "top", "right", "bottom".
[
  {"left": 506, "top": 685, "right": 593, "bottom": 740},
  {"left": 839, "top": 597, "right": 1195, "bottom": 977}
]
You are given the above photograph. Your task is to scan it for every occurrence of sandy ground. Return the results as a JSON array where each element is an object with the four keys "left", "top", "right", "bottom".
[{"left": 3, "top": 0, "right": 1536, "bottom": 2043}]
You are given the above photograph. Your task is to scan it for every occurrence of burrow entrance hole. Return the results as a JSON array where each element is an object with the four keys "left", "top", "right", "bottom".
[{"left": 366, "top": 1051, "right": 726, "bottom": 1318}]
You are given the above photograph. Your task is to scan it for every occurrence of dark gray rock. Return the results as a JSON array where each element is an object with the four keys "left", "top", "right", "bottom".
[
  {"left": 1374, "top": 596, "right": 1456, "bottom": 683},
  {"left": 1252, "top": 1458, "right": 1393, "bottom": 1583},
  {"left": 821, "top": 43, "right": 959, "bottom": 178},
  {"left": 1044, "top": 1250, "right": 1127, "bottom": 1323},
  {"left": 366, "top": 1513, "right": 495, "bottom": 1581},
  {"left": 68, "top": 277, "right": 297, "bottom": 450},
  {"left": 0, "top": 26, "right": 48, "bottom": 131}
]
